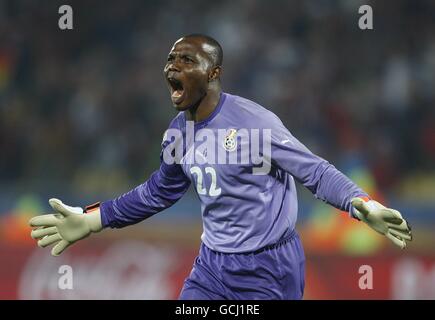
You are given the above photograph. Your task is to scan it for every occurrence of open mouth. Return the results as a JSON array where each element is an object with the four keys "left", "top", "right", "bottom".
[{"left": 167, "top": 77, "right": 185, "bottom": 105}]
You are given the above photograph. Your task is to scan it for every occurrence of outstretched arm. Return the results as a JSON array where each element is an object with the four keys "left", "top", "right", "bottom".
[
  {"left": 269, "top": 115, "right": 412, "bottom": 248},
  {"left": 29, "top": 162, "right": 190, "bottom": 256},
  {"left": 29, "top": 124, "right": 191, "bottom": 256},
  {"left": 100, "top": 162, "right": 191, "bottom": 228}
]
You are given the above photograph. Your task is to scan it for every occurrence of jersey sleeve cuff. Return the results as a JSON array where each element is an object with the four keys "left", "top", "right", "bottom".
[{"left": 100, "top": 200, "right": 116, "bottom": 228}]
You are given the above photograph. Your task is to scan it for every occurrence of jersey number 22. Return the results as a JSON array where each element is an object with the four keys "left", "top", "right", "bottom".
[{"left": 190, "top": 166, "right": 221, "bottom": 196}]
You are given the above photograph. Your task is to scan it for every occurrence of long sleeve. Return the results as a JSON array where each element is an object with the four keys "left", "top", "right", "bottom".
[
  {"left": 100, "top": 116, "right": 191, "bottom": 229},
  {"left": 100, "top": 162, "right": 190, "bottom": 228},
  {"left": 269, "top": 115, "right": 368, "bottom": 217}
]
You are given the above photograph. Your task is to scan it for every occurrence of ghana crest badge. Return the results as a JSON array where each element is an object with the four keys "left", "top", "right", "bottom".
[{"left": 223, "top": 128, "right": 238, "bottom": 152}]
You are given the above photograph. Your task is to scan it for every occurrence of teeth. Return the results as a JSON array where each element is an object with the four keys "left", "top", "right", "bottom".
[{"left": 172, "top": 90, "right": 182, "bottom": 98}]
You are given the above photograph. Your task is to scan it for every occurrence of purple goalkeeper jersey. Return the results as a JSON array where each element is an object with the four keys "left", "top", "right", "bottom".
[{"left": 100, "top": 92, "right": 367, "bottom": 253}]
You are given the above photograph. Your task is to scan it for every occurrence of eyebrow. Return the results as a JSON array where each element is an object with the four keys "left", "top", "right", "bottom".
[{"left": 168, "top": 52, "right": 197, "bottom": 60}]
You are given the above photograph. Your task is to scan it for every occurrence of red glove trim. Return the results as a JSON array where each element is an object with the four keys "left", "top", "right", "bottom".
[{"left": 84, "top": 202, "right": 100, "bottom": 213}]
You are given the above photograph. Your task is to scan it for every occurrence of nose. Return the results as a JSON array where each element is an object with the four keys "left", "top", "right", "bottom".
[
  {"left": 165, "top": 61, "right": 180, "bottom": 74},
  {"left": 168, "top": 64, "right": 179, "bottom": 73}
]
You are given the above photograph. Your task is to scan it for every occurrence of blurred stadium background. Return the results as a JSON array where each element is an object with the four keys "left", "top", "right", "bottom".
[{"left": 1, "top": 0, "right": 434, "bottom": 299}]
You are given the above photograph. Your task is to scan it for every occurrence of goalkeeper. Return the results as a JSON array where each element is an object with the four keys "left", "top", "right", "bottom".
[{"left": 29, "top": 34, "right": 412, "bottom": 300}]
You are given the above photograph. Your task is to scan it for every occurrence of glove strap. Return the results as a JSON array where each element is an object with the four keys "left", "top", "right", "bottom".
[
  {"left": 358, "top": 196, "right": 371, "bottom": 202},
  {"left": 84, "top": 202, "right": 100, "bottom": 213}
]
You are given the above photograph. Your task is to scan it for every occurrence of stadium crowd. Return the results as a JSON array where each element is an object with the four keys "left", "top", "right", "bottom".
[{"left": 0, "top": 0, "right": 434, "bottom": 198}]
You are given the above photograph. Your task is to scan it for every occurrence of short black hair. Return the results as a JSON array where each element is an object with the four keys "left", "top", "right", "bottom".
[{"left": 183, "top": 34, "right": 223, "bottom": 67}]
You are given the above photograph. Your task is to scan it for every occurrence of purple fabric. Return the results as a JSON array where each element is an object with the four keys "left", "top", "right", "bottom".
[
  {"left": 100, "top": 92, "right": 368, "bottom": 252},
  {"left": 179, "top": 229, "right": 305, "bottom": 300}
]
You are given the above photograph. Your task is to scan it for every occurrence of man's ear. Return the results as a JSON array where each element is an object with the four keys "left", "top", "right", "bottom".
[{"left": 208, "top": 66, "right": 221, "bottom": 82}]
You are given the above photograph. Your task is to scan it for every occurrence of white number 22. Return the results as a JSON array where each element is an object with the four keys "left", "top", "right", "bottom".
[{"left": 190, "top": 166, "right": 221, "bottom": 197}]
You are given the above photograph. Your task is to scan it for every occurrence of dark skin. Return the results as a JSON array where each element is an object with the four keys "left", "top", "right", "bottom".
[{"left": 163, "top": 37, "right": 222, "bottom": 122}]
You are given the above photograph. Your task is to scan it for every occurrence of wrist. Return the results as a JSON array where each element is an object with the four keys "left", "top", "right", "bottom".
[
  {"left": 351, "top": 196, "right": 371, "bottom": 220},
  {"left": 84, "top": 209, "right": 103, "bottom": 233},
  {"left": 84, "top": 202, "right": 103, "bottom": 233}
]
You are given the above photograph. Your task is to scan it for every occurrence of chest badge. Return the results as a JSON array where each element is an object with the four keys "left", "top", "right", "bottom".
[{"left": 223, "top": 128, "right": 238, "bottom": 152}]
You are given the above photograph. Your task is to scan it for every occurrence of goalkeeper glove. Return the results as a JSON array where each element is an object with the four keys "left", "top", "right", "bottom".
[
  {"left": 29, "top": 198, "right": 103, "bottom": 256},
  {"left": 351, "top": 197, "right": 412, "bottom": 249}
]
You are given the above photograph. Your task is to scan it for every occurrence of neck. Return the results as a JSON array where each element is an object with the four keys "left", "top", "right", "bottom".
[{"left": 186, "top": 85, "right": 222, "bottom": 123}]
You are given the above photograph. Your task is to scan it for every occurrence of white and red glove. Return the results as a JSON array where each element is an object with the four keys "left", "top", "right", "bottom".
[
  {"left": 29, "top": 198, "right": 103, "bottom": 256},
  {"left": 351, "top": 197, "right": 412, "bottom": 249}
]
